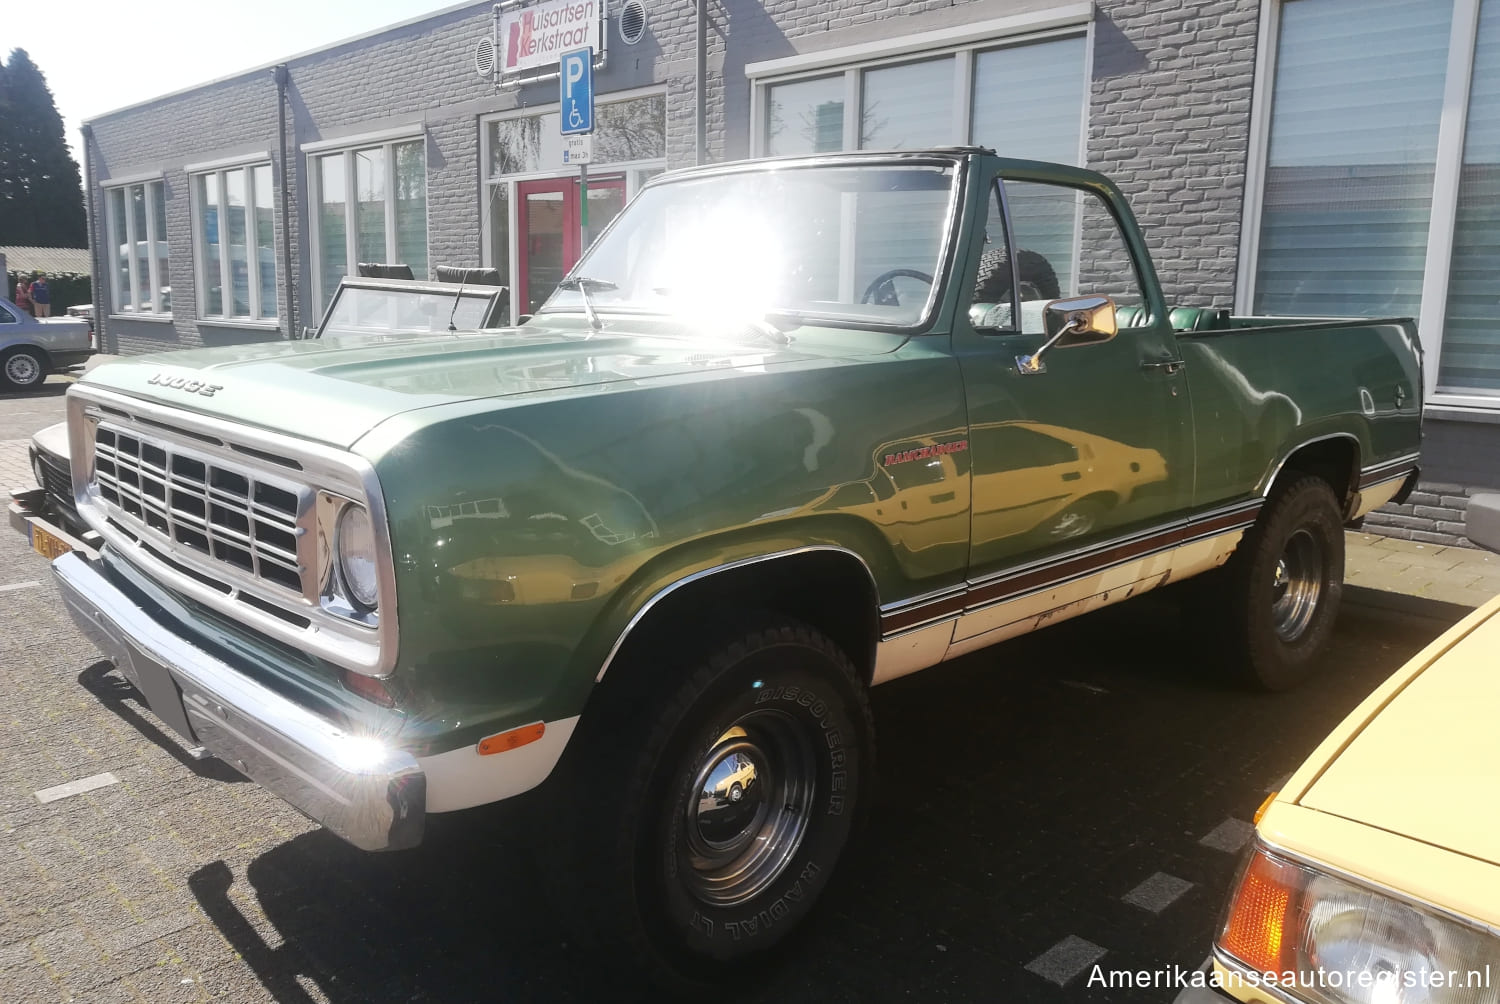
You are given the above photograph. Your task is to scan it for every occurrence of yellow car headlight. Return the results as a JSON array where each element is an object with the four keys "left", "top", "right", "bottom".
[{"left": 1218, "top": 844, "right": 1500, "bottom": 1004}]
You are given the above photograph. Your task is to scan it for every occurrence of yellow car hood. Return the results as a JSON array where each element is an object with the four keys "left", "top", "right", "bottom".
[{"left": 1299, "top": 599, "right": 1500, "bottom": 867}]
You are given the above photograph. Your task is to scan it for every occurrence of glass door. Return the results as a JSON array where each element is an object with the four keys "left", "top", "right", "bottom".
[
  {"left": 515, "top": 174, "right": 629, "bottom": 316},
  {"left": 517, "top": 178, "right": 576, "bottom": 315}
]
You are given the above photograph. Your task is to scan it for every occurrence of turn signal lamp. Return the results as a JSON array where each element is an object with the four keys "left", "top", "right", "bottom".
[
  {"left": 1254, "top": 791, "right": 1278, "bottom": 825},
  {"left": 478, "top": 722, "right": 546, "bottom": 756},
  {"left": 1220, "top": 848, "right": 1300, "bottom": 976}
]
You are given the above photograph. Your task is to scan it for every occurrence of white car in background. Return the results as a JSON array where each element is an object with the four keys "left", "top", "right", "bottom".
[{"left": 0, "top": 296, "right": 93, "bottom": 391}]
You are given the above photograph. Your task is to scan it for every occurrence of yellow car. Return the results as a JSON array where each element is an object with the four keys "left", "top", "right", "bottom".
[{"left": 1181, "top": 589, "right": 1500, "bottom": 1004}]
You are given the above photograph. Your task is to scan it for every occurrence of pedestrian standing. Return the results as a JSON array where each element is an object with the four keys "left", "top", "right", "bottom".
[
  {"left": 13, "top": 277, "right": 33, "bottom": 316},
  {"left": 29, "top": 275, "right": 50, "bottom": 317}
]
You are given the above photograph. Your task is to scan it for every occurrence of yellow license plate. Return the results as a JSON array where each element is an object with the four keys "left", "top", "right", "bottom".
[{"left": 30, "top": 524, "right": 72, "bottom": 560}]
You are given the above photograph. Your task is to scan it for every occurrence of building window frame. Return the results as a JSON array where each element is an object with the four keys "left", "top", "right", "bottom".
[
  {"left": 190, "top": 160, "right": 279, "bottom": 325},
  {"left": 478, "top": 85, "right": 669, "bottom": 324},
  {"left": 747, "top": 8, "right": 1092, "bottom": 160},
  {"left": 306, "top": 133, "right": 429, "bottom": 316},
  {"left": 103, "top": 175, "right": 171, "bottom": 318},
  {"left": 1239, "top": 0, "right": 1493, "bottom": 411}
]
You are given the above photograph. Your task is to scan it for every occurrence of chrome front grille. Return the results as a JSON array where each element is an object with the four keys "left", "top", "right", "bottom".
[
  {"left": 36, "top": 450, "right": 73, "bottom": 510},
  {"left": 93, "top": 423, "right": 308, "bottom": 595}
]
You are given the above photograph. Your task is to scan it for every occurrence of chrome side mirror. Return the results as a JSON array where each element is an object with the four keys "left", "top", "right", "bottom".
[{"left": 1017, "top": 295, "right": 1118, "bottom": 375}]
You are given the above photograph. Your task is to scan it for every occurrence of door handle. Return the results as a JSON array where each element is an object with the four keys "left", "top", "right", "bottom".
[
  {"left": 1061, "top": 471, "right": 1082, "bottom": 482},
  {"left": 1141, "top": 358, "right": 1186, "bottom": 374}
]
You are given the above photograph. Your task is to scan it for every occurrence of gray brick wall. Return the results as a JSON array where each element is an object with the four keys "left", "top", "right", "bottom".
[
  {"left": 1366, "top": 482, "right": 1494, "bottom": 548},
  {"left": 86, "top": 0, "right": 1264, "bottom": 355},
  {"left": 1363, "top": 419, "right": 1500, "bottom": 547},
  {"left": 1087, "top": 0, "right": 1260, "bottom": 307}
]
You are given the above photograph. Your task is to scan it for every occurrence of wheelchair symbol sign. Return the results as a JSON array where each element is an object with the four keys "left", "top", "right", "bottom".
[{"left": 560, "top": 48, "right": 593, "bottom": 136}]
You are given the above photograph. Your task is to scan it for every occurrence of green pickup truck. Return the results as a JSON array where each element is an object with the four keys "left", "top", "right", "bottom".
[{"left": 52, "top": 148, "right": 1421, "bottom": 983}]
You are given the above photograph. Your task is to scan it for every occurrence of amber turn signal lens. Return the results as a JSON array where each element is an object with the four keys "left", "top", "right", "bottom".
[
  {"left": 1219, "top": 849, "right": 1299, "bottom": 975},
  {"left": 1253, "top": 791, "right": 1277, "bottom": 825},
  {"left": 478, "top": 722, "right": 546, "bottom": 756}
]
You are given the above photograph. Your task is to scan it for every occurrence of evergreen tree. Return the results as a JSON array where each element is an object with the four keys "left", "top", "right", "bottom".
[{"left": 0, "top": 49, "right": 86, "bottom": 247}]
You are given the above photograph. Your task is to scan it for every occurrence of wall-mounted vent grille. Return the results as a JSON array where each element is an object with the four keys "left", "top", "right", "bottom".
[{"left": 619, "top": 1, "right": 647, "bottom": 45}]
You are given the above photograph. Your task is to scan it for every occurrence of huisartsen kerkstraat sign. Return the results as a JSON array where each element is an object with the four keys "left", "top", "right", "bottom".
[{"left": 500, "top": 0, "right": 601, "bottom": 75}]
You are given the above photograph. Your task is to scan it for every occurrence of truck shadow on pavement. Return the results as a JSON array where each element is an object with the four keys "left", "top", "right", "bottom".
[
  {"left": 77, "top": 662, "right": 247, "bottom": 783},
  {"left": 183, "top": 596, "right": 1452, "bottom": 1003}
]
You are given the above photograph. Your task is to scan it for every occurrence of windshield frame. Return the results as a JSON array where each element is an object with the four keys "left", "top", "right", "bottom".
[
  {"left": 317, "top": 279, "right": 503, "bottom": 338},
  {"left": 538, "top": 152, "right": 970, "bottom": 335}
]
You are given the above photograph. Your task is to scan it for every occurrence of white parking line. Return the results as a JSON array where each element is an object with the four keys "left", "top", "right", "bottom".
[
  {"left": 1123, "top": 872, "right": 1194, "bottom": 914},
  {"left": 1200, "top": 817, "right": 1255, "bottom": 853},
  {"left": 0, "top": 581, "right": 40, "bottom": 593},
  {"left": 1025, "top": 935, "right": 1107, "bottom": 986},
  {"left": 35, "top": 772, "right": 120, "bottom": 804}
]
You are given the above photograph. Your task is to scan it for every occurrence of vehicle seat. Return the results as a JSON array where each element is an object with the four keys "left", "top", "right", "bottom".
[
  {"left": 1167, "top": 307, "right": 1227, "bottom": 332},
  {"left": 1114, "top": 305, "right": 1154, "bottom": 328}
]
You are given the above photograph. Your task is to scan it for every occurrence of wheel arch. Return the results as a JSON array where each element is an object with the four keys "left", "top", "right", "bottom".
[
  {"left": 2, "top": 341, "right": 51, "bottom": 367},
  {"left": 594, "top": 545, "right": 882, "bottom": 688},
  {"left": 1261, "top": 433, "right": 1361, "bottom": 513}
]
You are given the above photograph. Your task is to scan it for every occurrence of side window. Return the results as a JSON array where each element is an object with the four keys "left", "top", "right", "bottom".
[
  {"left": 0, "top": 304, "right": 16, "bottom": 324},
  {"left": 1002, "top": 180, "right": 1145, "bottom": 334},
  {"left": 971, "top": 182, "right": 1016, "bottom": 331}
]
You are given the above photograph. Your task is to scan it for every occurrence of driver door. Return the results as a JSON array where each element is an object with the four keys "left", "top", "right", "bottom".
[{"left": 956, "top": 174, "right": 1195, "bottom": 594}]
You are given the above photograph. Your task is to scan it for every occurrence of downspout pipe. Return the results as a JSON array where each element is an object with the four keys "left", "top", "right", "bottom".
[
  {"left": 80, "top": 124, "right": 102, "bottom": 351},
  {"left": 273, "top": 64, "right": 296, "bottom": 338},
  {"left": 695, "top": 0, "right": 707, "bottom": 165}
]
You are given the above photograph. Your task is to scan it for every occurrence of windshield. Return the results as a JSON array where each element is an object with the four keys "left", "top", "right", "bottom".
[
  {"left": 541, "top": 161, "right": 958, "bottom": 328},
  {"left": 321, "top": 287, "right": 493, "bottom": 337}
]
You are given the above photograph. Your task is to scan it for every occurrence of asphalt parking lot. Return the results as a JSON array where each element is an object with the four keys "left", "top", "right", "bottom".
[{"left": 0, "top": 383, "right": 1460, "bottom": 1003}]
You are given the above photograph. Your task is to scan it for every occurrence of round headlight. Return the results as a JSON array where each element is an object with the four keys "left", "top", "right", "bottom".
[{"left": 337, "top": 505, "right": 379, "bottom": 609}]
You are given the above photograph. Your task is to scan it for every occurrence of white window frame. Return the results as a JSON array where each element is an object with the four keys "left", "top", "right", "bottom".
[
  {"left": 479, "top": 86, "right": 669, "bottom": 324},
  {"left": 104, "top": 176, "right": 171, "bottom": 318},
  {"left": 747, "top": 6, "right": 1093, "bottom": 159},
  {"left": 307, "top": 134, "right": 429, "bottom": 315},
  {"left": 1239, "top": 0, "right": 1494, "bottom": 410},
  {"left": 190, "top": 160, "right": 279, "bottom": 326}
]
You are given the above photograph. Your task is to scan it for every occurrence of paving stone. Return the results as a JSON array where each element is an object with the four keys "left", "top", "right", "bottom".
[
  {"left": 1379, "top": 549, "right": 1465, "bottom": 571},
  {"left": 1025, "top": 935, "right": 1107, "bottom": 986},
  {"left": 1199, "top": 818, "right": 1254, "bottom": 853},
  {"left": 1122, "top": 872, "right": 1194, "bottom": 914}
]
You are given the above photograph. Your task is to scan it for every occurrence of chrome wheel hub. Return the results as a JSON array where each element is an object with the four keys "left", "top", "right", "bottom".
[
  {"left": 681, "top": 712, "right": 815, "bottom": 907},
  {"left": 1270, "top": 528, "right": 1322, "bottom": 642}
]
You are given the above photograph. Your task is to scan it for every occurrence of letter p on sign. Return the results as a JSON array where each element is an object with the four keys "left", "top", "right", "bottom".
[{"left": 560, "top": 48, "right": 593, "bottom": 135}]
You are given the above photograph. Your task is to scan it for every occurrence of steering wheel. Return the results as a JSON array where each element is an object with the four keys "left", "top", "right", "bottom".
[{"left": 860, "top": 268, "right": 935, "bottom": 307}]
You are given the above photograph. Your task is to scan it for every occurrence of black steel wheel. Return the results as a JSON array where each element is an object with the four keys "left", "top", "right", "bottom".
[
  {"left": 552, "top": 618, "right": 875, "bottom": 990},
  {"left": 1215, "top": 475, "right": 1345, "bottom": 690}
]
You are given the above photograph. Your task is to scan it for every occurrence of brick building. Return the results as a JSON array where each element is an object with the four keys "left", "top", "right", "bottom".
[{"left": 82, "top": 0, "right": 1500, "bottom": 543}]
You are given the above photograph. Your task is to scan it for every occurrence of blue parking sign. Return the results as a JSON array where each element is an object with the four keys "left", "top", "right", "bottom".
[{"left": 560, "top": 48, "right": 593, "bottom": 135}]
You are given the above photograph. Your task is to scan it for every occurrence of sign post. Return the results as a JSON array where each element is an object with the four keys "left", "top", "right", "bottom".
[{"left": 560, "top": 47, "right": 595, "bottom": 251}]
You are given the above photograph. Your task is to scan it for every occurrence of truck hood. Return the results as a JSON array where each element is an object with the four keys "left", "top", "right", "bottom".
[
  {"left": 1298, "top": 597, "right": 1500, "bottom": 866},
  {"left": 78, "top": 320, "right": 895, "bottom": 449}
]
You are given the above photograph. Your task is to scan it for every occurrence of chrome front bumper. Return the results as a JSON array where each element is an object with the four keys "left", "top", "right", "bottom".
[{"left": 53, "top": 551, "right": 425, "bottom": 851}]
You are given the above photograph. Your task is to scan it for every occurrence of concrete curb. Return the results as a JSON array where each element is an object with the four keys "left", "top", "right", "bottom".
[{"left": 1344, "top": 584, "right": 1474, "bottom": 622}]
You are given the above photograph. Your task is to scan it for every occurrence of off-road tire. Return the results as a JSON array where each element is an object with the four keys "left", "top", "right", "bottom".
[
  {"left": 549, "top": 618, "right": 875, "bottom": 992},
  {"left": 973, "top": 247, "right": 1061, "bottom": 304},
  {"left": 1210, "top": 476, "right": 1345, "bottom": 691}
]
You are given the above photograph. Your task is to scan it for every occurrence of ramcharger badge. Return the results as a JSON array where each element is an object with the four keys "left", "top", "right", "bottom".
[{"left": 884, "top": 440, "right": 968, "bottom": 467}]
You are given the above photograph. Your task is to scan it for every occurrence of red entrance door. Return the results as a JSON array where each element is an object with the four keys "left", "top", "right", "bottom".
[{"left": 517, "top": 175, "right": 629, "bottom": 315}]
